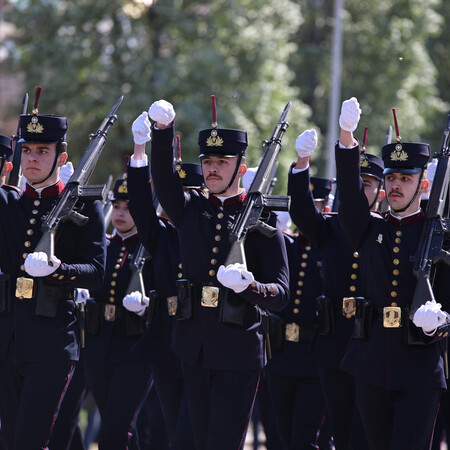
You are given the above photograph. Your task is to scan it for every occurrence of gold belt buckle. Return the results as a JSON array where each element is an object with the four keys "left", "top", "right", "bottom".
[
  {"left": 15, "top": 277, "right": 34, "bottom": 299},
  {"left": 104, "top": 304, "right": 116, "bottom": 322},
  {"left": 167, "top": 296, "right": 178, "bottom": 316},
  {"left": 342, "top": 297, "right": 356, "bottom": 318},
  {"left": 285, "top": 323, "right": 300, "bottom": 342},
  {"left": 383, "top": 306, "right": 402, "bottom": 328},
  {"left": 201, "top": 286, "right": 219, "bottom": 308}
]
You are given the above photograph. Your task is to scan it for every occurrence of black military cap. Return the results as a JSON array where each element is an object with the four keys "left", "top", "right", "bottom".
[
  {"left": 111, "top": 178, "right": 128, "bottom": 201},
  {"left": 382, "top": 142, "right": 430, "bottom": 175},
  {"left": 360, "top": 152, "right": 384, "bottom": 181},
  {"left": 0, "top": 135, "right": 12, "bottom": 159},
  {"left": 310, "top": 176, "right": 333, "bottom": 201},
  {"left": 177, "top": 162, "right": 204, "bottom": 188},
  {"left": 18, "top": 114, "right": 68, "bottom": 144},
  {"left": 198, "top": 128, "right": 248, "bottom": 158}
]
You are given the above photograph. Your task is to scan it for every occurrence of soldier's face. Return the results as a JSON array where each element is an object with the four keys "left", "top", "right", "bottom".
[
  {"left": 385, "top": 172, "right": 428, "bottom": 211},
  {"left": 201, "top": 155, "right": 242, "bottom": 194},
  {"left": 21, "top": 142, "right": 58, "bottom": 184},
  {"left": 111, "top": 200, "right": 136, "bottom": 234},
  {"left": 361, "top": 174, "right": 384, "bottom": 209}
]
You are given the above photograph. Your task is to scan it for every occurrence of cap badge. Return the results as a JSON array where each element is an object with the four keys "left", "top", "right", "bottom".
[
  {"left": 177, "top": 167, "right": 186, "bottom": 178},
  {"left": 26, "top": 116, "right": 44, "bottom": 134},
  {"left": 310, "top": 183, "right": 314, "bottom": 191},
  {"left": 360, "top": 154, "right": 370, "bottom": 167},
  {"left": 206, "top": 129, "right": 223, "bottom": 147},
  {"left": 390, "top": 143, "right": 408, "bottom": 162},
  {"left": 118, "top": 181, "right": 128, "bottom": 193}
]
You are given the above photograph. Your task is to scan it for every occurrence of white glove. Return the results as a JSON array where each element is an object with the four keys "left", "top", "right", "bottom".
[
  {"left": 217, "top": 263, "right": 255, "bottom": 294},
  {"left": 74, "top": 288, "right": 90, "bottom": 304},
  {"left": 339, "top": 97, "right": 362, "bottom": 132},
  {"left": 59, "top": 162, "right": 74, "bottom": 185},
  {"left": 131, "top": 112, "right": 152, "bottom": 145},
  {"left": 295, "top": 129, "right": 318, "bottom": 158},
  {"left": 413, "top": 300, "right": 448, "bottom": 334},
  {"left": 148, "top": 100, "right": 176, "bottom": 126},
  {"left": 24, "top": 252, "right": 61, "bottom": 277},
  {"left": 122, "top": 291, "right": 149, "bottom": 317}
]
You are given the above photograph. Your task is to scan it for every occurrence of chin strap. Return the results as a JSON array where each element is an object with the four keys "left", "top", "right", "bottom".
[
  {"left": 389, "top": 169, "right": 424, "bottom": 214},
  {"left": 368, "top": 180, "right": 383, "bottom": 211}
]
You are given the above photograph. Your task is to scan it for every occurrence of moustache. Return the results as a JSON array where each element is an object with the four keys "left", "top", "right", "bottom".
[
  {"left": 388, "top": 191, "right": 403, "bottom": 198},
  {"left": 207, "top": 174, "right": 222, "bottom": 180}
]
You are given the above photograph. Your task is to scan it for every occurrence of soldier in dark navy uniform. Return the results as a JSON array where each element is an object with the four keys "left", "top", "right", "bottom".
[
  {"left": 0, "top": 105, "right": 105, "bottom": 450},
  {"left": 267, "top": 178, "right": 332, "bottom": 449},
  {"left": 335, "top": 97, "right": 449, "bottom": 450},
  {"left": 127, "top": 112, "right": 196, "bottom": 449},
  {"left": 135, "top": 99, "right": 289, "bottom": 450},
  {"left": 288, "top": 128, "right": 384, "bottom": 449},
  {"left": 83, "top": 176, "right": 154, "bottom": 449}
]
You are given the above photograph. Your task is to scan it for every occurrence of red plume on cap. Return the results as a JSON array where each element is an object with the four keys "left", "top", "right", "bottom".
[
  {"left": 211, "top": 95, "right": 217, "bottom": 128},
  {"left": 392, "top": 108, "right": 402, "bottom": 142},
  {"left": 176, "top": 135, "right": 181, "bottom": 161},
  {"left": 32, "top": 86, "right": 42, "bottom": 114},
  {"left": 361, "top": 126, "right": 368, "bottom": 152}
]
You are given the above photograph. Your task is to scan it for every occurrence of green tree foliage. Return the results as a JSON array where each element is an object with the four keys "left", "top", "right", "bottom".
[{"left": 3, "top": 0, "right": 308, "bottom": 191}]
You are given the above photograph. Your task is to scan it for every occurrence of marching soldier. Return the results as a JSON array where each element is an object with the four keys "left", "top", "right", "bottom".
[
  {"left": 267, "top": 178, "right": 331, "bottom": 449},
  {"left": 83, "top": 176, "right": 153, "bottom": 449},
  {"left": 288, "top": 128, "right": 384, "bottom": 449},
  {"left": 335, "top": 97, "right": 449, "bottom": 449},
  {"left": 127, "top": 112, "right": 197, "bottom": 449},
  {"left": 0, "top": 103, "right": 106, "bottom": 449},
  {"left": 139, "top": 98, "right": 289, "bottom": 450}
]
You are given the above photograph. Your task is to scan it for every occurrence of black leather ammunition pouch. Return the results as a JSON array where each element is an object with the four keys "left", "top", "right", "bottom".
[
  {"left": 124, "top": 309, "right": 145, "bottom": 336},
  {"left": 0, "top": 274, "right": 12, "bottom": 314},
  {"left": 34, "top": 281, "right": 68, "bottom": 318},
  {"left": 316, "top": 295, "right": 335, "bottom": 336},
  {"left": 176, "top": 279, "right": 193, "bottom": 320},
  {"left": 353, "top": 297, "right": 372, "bottom": 340},
  {"left": 267, "top": 313, "right": 284, "bottom": 352},
  {"left": 86, "top": 301, "right": 103, "bottom": 335},
  {"left": 145, "top": 290, "right": 160, "bottom": 327},
  {"left": 219, "top": 289, "right": 246, "bottom": 326}
]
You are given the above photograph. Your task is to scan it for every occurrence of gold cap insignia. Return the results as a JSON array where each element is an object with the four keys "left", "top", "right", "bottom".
[
  {"left": 118, "top": 181, "right": 128, "bottom": 193},
  {"left": 310, "top": 183, "right": 314, "bottom": 191},
  {"left": 176, "top": 165, "right": 186, "bottom": 178},
  {"left": 206, "top": 129, "right": 223, "bottom": 147},
  {"left": 390, "top": 143, "right": 408, "bottom": 162},
  {"left": 360, "top": 154, "right": 370, "bottom": 167},
  {"left": 26, "top": 116, "right": 44, "bottom": 134}
]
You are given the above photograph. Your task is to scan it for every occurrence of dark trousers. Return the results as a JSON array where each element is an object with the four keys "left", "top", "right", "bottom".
[
  {"left": 182, "top": 361, "right": 260, "bottom": 450},
  {"left": 267, "top": 369, "right": 325, "bottom": 449},
  {"left": 318, "top": 364, "right": 368, "bottom": 450},
  {"left": 152, "top": 367, "right": 194, "bottom": 447},
  {"left": 84, "top": 358, "right": 153, "bottom": 450},
  {"left": 49, "top": 357, "right": 88, "bottom": 450},
  {"left": 0, "top": 341, "right": 74, "bottom": 450},
  {"left": 355, "top": 379, "right": 441, "bottom": 450}
]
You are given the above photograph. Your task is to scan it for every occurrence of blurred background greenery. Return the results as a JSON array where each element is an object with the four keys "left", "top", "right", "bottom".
[{"left": 0, "top": 0, "right": 448, "bottom": 193}]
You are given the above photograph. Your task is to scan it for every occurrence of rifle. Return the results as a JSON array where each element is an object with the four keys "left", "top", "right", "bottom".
[
  {"left": 34, "top": 95, "right": 124, "bottom": 261},
  {"left": 102, "top": 174, "right": 114, "bottom": 231},
  {"left": 8, "top": 93, "right": 29, "bottom": 188},
  {"left": 409, "top": 112, "right": 450, "bottom": 328},
  {"left": 225, "top": 102, "right": 291, "bottom": 266}
]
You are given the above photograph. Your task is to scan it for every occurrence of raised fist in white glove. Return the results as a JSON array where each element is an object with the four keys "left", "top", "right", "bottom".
[
  {"left": 413, "top": 300, "right": 448, "bottom": 334},
  {"left": 74, "top": 288, "right": 90, "bottom": 304},
  {"left": 148, "top": 100, "right": 176, "bottom": 126},
  {"left": 295, "top": 129, "right": 318, "bottom": 158},
  {"left": 339, "top": 97, "right": 362, "bottom": 132},
  {"left": 132, "top": 112, "right": 152, "bottom": 145},
  {"left": 122, "top": 291, "right": 149, "bottom": 317},
  {"left": 217, "top": 263, "right": 255, "bottom": 294},
  {"left": 24, "top": 252, "right": 61, "bottom": 277},
  {"left": 59, "top": 162, "right": 74, "bottom": 185}
]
